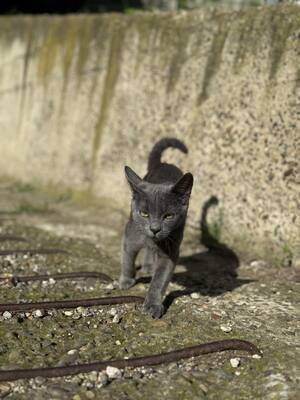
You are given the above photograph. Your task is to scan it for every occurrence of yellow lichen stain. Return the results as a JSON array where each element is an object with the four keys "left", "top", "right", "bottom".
[
  {"left": 18, "top": 18, "right": 35, "bottom": 131},
  {"left": 37, "top": 18, "right": 62, "bottom": 85},
  {"left": 76, "top": 16, "right": 96, "bottom": 90}
]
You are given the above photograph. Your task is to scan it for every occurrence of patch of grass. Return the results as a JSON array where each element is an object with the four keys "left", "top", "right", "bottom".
[
  {"left": 124, "top": 8, "right": 142, "bottom": 15},
  {"left": 11, "top": 182, "right": 35, "bottom": 193}
]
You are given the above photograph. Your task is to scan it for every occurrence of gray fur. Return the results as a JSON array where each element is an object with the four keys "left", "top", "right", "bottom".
[{"left": 119, "top": 138, "right": 193, "bottom": 318}]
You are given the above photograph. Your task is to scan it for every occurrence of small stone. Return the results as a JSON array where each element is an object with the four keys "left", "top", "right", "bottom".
[
  {"left": 112, "top": 314, "right": 121, "bottom": 324},
  {"left": 230, "top": 358, "right": 240, "bottom": 368},
  {"left": 190, "top": 292, "right": 201, "bottom": 299},
  {"left": 49, "top": 278, "right": 56, "bottom": 285},
  {"left": 64, "top": 311, "right": 73, "bottom": 316},
  {"left": 106, "top": 366, "right": 122, "bottom": 379},
  {"left": 34, "top": 377, "right": 46, "bottom": 386},
  {"left": 109, "top": 308, "right": 118, "bottom": 317},
  {"left": 252, "top": 354, "right": 262, "bottom": 359},
  {"left": 235, "top": 371, "right": 241, "bottom": 376},
  {"left": 0, "top": 383, "right": 11, "bottom": 397},
  {"left": 33, "top": 309, "right": 44, "bottom": 318},
  {"left": 250, "top": 260, "right": 267, "bottom": 268},
  {"left": 220, "top": 325, "right": 232, "bottom": 333},
  {"left": 115, "top": 340, "right": 121, "bottom": 345},
  {"left": 89, "top": 371, "right": 98, "bottom": 381},
  {"left": 72, "top": 395, "right": 81, "bottom": 400},
  {"left": 67, "top": 349, "right": 77, "bottom": 355},
  {"left": 86, "top": 392, "right": 95, "bottom": 399},
  {"left": 199, "top": 383, "right": 208, "bottom": 393},
  {"left": 211, "top": 313, "right": 222, "bottom": 320},
  {"left": 3, "top": 311, "right": 12, "bottom": 320},
  {"left": 97, "top": 372, "right": 109, "bottom": 386},
  {"left": 105, "top": 283, "right": 114, "bottom": 290}
]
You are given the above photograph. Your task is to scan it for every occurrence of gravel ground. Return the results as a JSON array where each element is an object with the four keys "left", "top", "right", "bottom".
[{"left": 0, "top": 181, "right": 299, "bottom": 399}]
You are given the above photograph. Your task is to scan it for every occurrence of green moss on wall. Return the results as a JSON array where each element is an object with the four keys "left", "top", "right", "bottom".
[
  {"left": 198, "top": 13, "right": 231, "bottom": 104},
  {"left": 91, "top": 19, "right": 127, "bottom": 171}
]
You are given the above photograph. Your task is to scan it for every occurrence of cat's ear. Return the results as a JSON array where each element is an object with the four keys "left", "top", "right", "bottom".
[
  {"left": 124, "top": 166, "right": 144, "bottom": 194},
  {"left": 172, "top": 173, "right": 193, "bottom": 204}
]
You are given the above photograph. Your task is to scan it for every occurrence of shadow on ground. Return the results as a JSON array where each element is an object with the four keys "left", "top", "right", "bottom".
[{"left": 137, "top": 196, "right": 254, "bottom": 310}]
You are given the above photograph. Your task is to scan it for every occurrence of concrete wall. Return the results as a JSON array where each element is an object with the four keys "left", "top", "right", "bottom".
[{"left": 0, "top": 6, "right": 299, "bottom": 265}]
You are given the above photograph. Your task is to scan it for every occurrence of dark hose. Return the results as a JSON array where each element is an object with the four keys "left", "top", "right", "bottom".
[
  {"left": 0, "top": 271, "right": 113, "bottom": 285},
  {"left": 0, "top": 248, "right": 69, "bottom": 256},
  {"left": 0, "top": 296, "right": 144, "bottom": 312},
  {"left": 0, "top": 339, "right": 260, "bottom": 382}
]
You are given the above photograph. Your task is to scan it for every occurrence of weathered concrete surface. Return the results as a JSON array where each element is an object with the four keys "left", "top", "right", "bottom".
[
  {"left": 0, "top": 183, "right": 299, "bottom": 399},
  {"left": 0, "top": 6, "right": 299, "bottom": 266}
]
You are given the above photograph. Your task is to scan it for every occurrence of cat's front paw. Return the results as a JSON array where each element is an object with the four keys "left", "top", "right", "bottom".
[
  {"left": 142, "top": 301, "right": 164, "bottom": 319},
  {"left": 119, "top": 276, "right": 136, "bottom": 290}
]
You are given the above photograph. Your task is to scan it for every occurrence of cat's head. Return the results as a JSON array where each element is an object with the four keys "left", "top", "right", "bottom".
[{"left": 125, "top": 166, "right": 193, "bottom": 241}]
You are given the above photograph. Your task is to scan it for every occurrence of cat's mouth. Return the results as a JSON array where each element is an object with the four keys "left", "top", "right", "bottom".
[{"left": 149, "top": 232, "right": 165, "bottom": 242}]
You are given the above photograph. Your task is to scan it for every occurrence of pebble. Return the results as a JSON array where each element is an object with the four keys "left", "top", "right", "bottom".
[
  {"left": 64, "top": 311, "right": 73, "bottom": 316},
  {"left": 0, "top": 383, "right": 11, "bottom": 397},
  {"left": 115, "top": 340, "right": 121, "bottom": 345},
  {"left": 230, "top": 358, "right": 240, "bottom": 368},
  {"left": 250, "top": 260, "right": 267, "bottom": 268},
  {"left": 67, "top": 349, "right": 77, "bottom": 355},
  {"left": 88, "top": 371, "right": 98, "bottom": 381},
  {"left": 112, "top": 314, "right": 121, "bottom": 324},
  {"left": 220, "top": 325, "right": 232, "bottom": 333},
  {"left": 252, "top": 354, "right": 262, "bottom": 359},
  {"left": 190, "top": 292, "right": 201, "bottom": 299},
  {"left": 97, "top": 372, "right": 109, "bottom": 386},
  {"left": 49, "top": 278, "right": 56, "bottom": 285},
  {"left": 105, "top": 283, "right": 114, "bottom": 290},
  {"left": 106, "top": 366, "right": 122, "bottom": 379},
  {"left": 3, "top": 311, "right": 12, "bottom": 320},
  {"left": 33, "top": 309, "right": 44, "bottom": 318},
  {"left": 109, "top": 308, "right": 118, "bottom": 317},
  {"left": 86, "top": 392, "right": 95, "bottom": 399}
]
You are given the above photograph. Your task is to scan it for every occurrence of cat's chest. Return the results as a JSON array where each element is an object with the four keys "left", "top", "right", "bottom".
[{"left": 145, "top": 237, "right": 159, "bottom": 251}]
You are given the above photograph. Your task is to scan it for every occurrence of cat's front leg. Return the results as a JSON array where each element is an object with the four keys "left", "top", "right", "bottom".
[
  {"left": 119, "top": 224, "right": 141, "bottom": 290},
  {"left": 141, "top": 247, "right": 155, "bottom": 275},
  {"left": 143, "top": 254, "right": 175, "bottom": 318}
]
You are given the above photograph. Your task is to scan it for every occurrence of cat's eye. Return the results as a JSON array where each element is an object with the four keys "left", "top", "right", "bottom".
[
  {"left": 140, "top": 211, "right": 149, "bottom": 218},
  {"left": 164, "top": 213, "right": 174, "bottom": 219}
]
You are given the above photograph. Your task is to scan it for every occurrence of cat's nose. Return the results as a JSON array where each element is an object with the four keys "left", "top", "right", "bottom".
[{"left": 150, "top": 225, "right": 161, "bottom": 235}]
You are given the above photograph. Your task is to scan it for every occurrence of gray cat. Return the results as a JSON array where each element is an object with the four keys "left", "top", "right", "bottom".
[{"left": 119, "top": 138, "right": 193, "bottom": 318}]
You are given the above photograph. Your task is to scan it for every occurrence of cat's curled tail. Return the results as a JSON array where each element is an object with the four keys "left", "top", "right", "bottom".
[{"left": 148, "top": 138, "right": 188, "bottom": 171}]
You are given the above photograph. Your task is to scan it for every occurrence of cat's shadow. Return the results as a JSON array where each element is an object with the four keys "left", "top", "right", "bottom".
[{"left": 136, "top": 196, "right": 254, "bottom": 311}]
